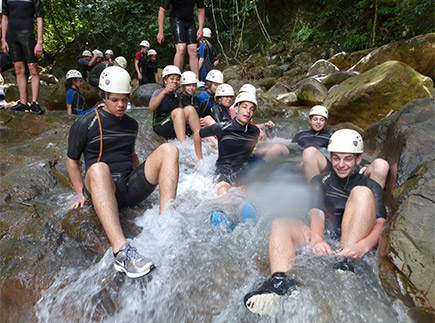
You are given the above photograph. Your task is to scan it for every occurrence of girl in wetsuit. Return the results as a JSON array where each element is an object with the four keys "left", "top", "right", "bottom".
[
  {"left": 149, "top": 65, "right": 200, "bottom": 143},
  {"left": 65, "top": 69, "right": 89, "bottom": 115},
  {"left": 203, "top": 83, "right": 234, "bottom": 126},
  {"left": 197, "top": 69, "right": 223, "bottom": 118}
]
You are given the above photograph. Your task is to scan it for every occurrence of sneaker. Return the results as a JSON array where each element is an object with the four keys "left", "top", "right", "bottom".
[
  {"left": 241, "top": 202, "right": 256, "bottom": 222},
  {"left": 10, "top": 101, "right": 29, "bottom": 112},
  {"left": 211, "top": 210, "right": 236, "bottom": 231},
  {"left": 244, "top": 274, "right": 299, "bottom": 316},
  {"left": 30, "top": 101, "right": 44, "bottom": 114},
  {"left": 333, "top": 258, "right": 355, "bottom": 273},
  {"left": 114, "top": 243, "right": 155, "bottom": 278}
]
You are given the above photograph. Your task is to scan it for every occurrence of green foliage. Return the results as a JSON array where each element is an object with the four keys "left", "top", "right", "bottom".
[{"left": 296, "top": 26, "right": 313, "bottom": 41}]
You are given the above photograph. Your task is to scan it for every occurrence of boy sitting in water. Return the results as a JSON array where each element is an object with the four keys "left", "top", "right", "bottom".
[{"left": 244, "top": 129, "right": 387, "bottom": 316}]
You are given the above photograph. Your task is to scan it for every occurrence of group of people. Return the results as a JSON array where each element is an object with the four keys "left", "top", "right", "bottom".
[{"left": 2, "top": 0, "right": 391, "bottom": 317}]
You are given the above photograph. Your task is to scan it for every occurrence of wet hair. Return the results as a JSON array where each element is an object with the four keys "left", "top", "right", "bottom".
[{"left": 64, "top": 78, "right": 81, "bottom": 90}]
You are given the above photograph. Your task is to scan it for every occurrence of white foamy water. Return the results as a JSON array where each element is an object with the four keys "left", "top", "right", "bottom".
[{"left": 35, "top": 136, "right": 410, "bottom": 322}]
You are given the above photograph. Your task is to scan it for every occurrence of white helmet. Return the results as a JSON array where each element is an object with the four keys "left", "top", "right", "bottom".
[
  {"left": 95, "top": 50, "right": 104, "bottom": 58},
  {"left": 82, "top": 50, "right": 92, "bottom": 57},
  {"left": 181, "top": 71, "right": 198, "bottom": 85},
  {"left": 66, "top": 69, "right": 83, "bottom": 80},
  {"left": 309, "top": 105, "right": 328, "bottom": 119},
  {"left": 206, "top": 69, "right": 224, "bottom": 83},
  {"left": 328, "top": 129, "right": 364, "bottom": 153},
  {"left": 92, "top": 49, "right": 99, "bottom": 55},
  {"left": 114, "top": 56, "right": 127, "bottom": 69},
  {"left": 215, "top": 84, "right": 234, "bottom": 97},
  {"left": 239, "top": 83, "right": 256, "bottom": 95},
  {"left": 140, "top": 40, "right": 150, "bottom": 48},
  {"left": 99, "top": 66, "right": 131, "bottom": 94},
  {"left": 162, "top": 65, "right": 181, "bottom": 79},
  {"left": 235, "top": 92, "right": 257, "bottom": 107},
  {"left": 147, "top": 49, "right": 157, "bottom": 56},
  {"left": 105, "top": 49, "right": 114, "bottom": 56},
  {"left": 203, "top": 27, "right": 212, "bottom": 38}
]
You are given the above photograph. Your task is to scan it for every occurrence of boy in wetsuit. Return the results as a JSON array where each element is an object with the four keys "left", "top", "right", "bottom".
[
  {"left": 1, "top": 0, "right": 44, "bottom": 113},
  {"left": 143, "top": 49, "right": 158, "bottom": 84},
  {"left": 157, "top": 0, "right": 204, "bottom": 77},
  {"left": 67, "top": 66, "right": 179, "bottom": 278},
  {"left": 194, "top": 92, "right": 259, "bottom": 195},
  {"left": 149, "top": 65, "right": 200, "bottom": 143},
  {"left": 135, "top": 40, "right": 150, "bottom": 84},
  {"left": 197, "top": 69, "right": 223, "bottom": 121},
  {"left": 244, "top": 129, "right": 387, "bottom": 316}
]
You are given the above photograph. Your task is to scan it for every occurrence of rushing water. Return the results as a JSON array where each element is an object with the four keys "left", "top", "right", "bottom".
[{"left": 34, "top": 109, "right": 410, "bottom": 322}]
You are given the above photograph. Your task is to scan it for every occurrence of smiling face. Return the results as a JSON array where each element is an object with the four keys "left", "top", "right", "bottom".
[
  {"left": 182, "top": 83, "right": 197, "bottom": 96},
  {"left": 103, "top": 92, "right": 130, "bottom": 118},
  {"left": 309, "top": 115, "right": 326, "bottom": 132},
  {"left": 220, "top": 95, "right": 233, "bottom": 108},
  {"left": 330, "top": 152, "right": 362, "bottom": 178},
  {"left": 209, "top": 82, "right": 221, "bottom": 94},
  {"left": 236, "top": 101, "right": 256, "bottom": 125},
  {"left": 164, "top": 74, "right": 180, "bottom": 91}
]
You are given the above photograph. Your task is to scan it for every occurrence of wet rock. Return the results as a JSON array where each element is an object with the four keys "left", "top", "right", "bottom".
[
  {"left": 276, "top": 92, "right": 299, "bottom": 106},
  {"left": 227, "top": 79, "right": 245, "bottom": 93},
  {"left": 263, "top": 64, "right": 282, "bottom": 78},
  {"left": 44, "top": 81, "right": 100, "bottom": 111},
  {"left": 2, "top": 69, "right": 16, "bottom": 84},
  {"left": 265, "top": 83, "right": 289, "bottom": 96},
  {"left": 256, "top": 94, "right": 295, "bottom": 118},
  {"left": 294, "top": 78, "right": 327, "bottom": 106},
  {"left": 246, "top": 52, "right": 267, "bottom": 68},
  {"left": 348, "top": 47, "right": 374, "bottom": 66},
  {"left": 247, "top": 66, "right": 264, "bottom": 80},
  {"left": 350, "top": 33, "right": 435, "bottom": 77},
  {"left": 130, "top": 83, "right": 161, "bottom": 107},
  {"left": 39, "top": 73, "right": 58, "bottom": 84},
  {"left": 378, "top": 160, "right": 435, "bottom": 313},
  {"left": 252, "top": 77, "right": 276, "bottom": 91},
  {"left": 325, "top": 61, "right": 432, "bottom": 129},
  {"left": 328, "top": 52, "right": 351, "bottom": 70},
  {"left": 222, "top": 65, "right": 243, "bottom": 82},
  {"left": 364, "top": 97, "right": 435, "bottom": 186},
  {"left": 306, "top": 59, "right": 339, "bottom": 77},
  {"left": 283, "top": 66, "right": 305, "bottom": 78},
  {"left": 321, "top": 71, "right": 359, "bottom": 90},
  {"left": 279, "top": 64, "right": 290, "bottom": 72}
]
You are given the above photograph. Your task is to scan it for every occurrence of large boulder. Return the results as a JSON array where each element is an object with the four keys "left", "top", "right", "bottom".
[
  {"left": 130, "top": 83, "right": 161, "bottom": 107},
  {"left": 265, "top": 83, "right": 289, "bottom": 96},
  {"left": 328, "top": 52, "right": 351, "bottom": 70},
  {"left": 222, "top": 65, "right": 243, "bottom": 82},
  {"left": 294, "top": 78, "right": 328, "bottom": 106},
  {"left": 290, "top": 52, "right": 316, "bottom": 73},
  {"left": 350, "top": 33, "right": 435, "bottom": 77},
  {"left": 252, "top": 77, "right": 276, "bottom": 91},
  {"left": 325, "top": 61, "right": 432, "bottom": 129},
  {"left": 256, "top": 94, "right": 296, "bottom": 118},
  {"left": 306, "top": 59, "right": 339, "bottom": 77},
  {"left": 263, "top": 64, "right": 282, "bottom": 78},
  {"left": 364, "top": 97, "right": 435, "bottom": 186},
  {"left": 321, "top": 71, "right": 359, "bottom": 89},
  {"left": 276, "top": 92, "right": 299, "bottom": 106}
]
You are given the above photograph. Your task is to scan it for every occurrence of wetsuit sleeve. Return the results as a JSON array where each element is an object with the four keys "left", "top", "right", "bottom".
[
  {"left": 199, "top": 122, "right": 223, "bottom": 138},
  {"left": 309, "top": 174, "right": 326, "bottom": 211},
  {"left": 197, "top": 0, "right": 205, "bottom": 8},
  {"left": 209, "top": 104, "right": 221, "bottom": 122},
  {"left": 67, "top": 116, "right": 90, "bottom": 160},
  {"left": 66, "top": 89, "right": 74, "bottom": 105},
  {"left": 34, "top": 0, "right": 44, "bottom": 17},
  {"left": 368, "top": 179, "right": 387, "bottom": 219},
  {"left": 161, "top": 0, "right": 171, "bottom": 10}
]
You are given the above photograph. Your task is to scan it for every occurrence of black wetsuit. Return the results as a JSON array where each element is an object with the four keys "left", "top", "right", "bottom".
[
  {"left": 161, "top": 0, "right": 204, "bottom": 45},
  {"left": 199, "top": 118, "right": 260, "bottom": 184},
  {"left": 142, "top": 58, "right": 158, "bottom": 84},
  {"left": 209, "top": 103, "right": 231, "bottom": 123},
  {"left": 67, "top": 108, "right": 156, "bottom": 207},
  {"left": 2, "top": 0, "right": 44, "bottom": 63},
  {"left": 88, "top": 62, "right": 111, "bottom": 88},
  {"left": 310, "top": 171, "right": 387, "bottom": 238},
  {"left": 292, "top": 128, "right": 333, "bottom": 149},
  {"left": 150, "top": 88, "right": 182, "bottom": 139},
  {"left": 77, "top": 57, "right": 91, "bottom": 80}
]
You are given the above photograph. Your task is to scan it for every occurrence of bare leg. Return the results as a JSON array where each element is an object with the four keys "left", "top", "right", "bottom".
[
  {"left": 302, "top": 147, "right": 329, "bottom": 182},
  {"left": 187, "top": 44, "right": 199, "bottom": 77},
  {"left": 341, "top": 186, "right": 376, "bottom": 246},
  {"left": 28, "top": 63, "right": 40, "bottom": 102},
  {"left": 174, "top": 43, "right": 187, "bottom": 71},
  {"left": 364, "top": 158, "right": 389, "bottom": 189},
  {"left": 269, "top": 218, "right": 310, "bottom": 274},
  {"left": 216, "top": 181, "right": 231, "bottom": 196},
  {"left": 183, "top": 105, "right": 200, "bottom": 133},
  {"left": 171, "top": 108, "right": 187, "bottom": 142},
  {"left": 263, "top": 144, "right": 290, "bottom": 161},
  {"left": 14, "top": 62, "right": 28, "bottom": 104},
  {"left": 85, "top": 162, "right": 127, "bottom": 253},
  {"left": 144, "top": 143, "right": 179, "bottom": 213}
]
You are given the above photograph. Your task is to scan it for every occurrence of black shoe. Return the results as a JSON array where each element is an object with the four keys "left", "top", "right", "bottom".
[
  {"left": 30, "top": 101, "right": 44, "bottom": 114},
  {"left": 333, "top": 258, "right": 355, "bottom": 273},
  {"left": 244, "top": 274, "right": 299, "bottom": 316},
  {"left": 10, "top": 102, "right": 29, "bottom": 112}
]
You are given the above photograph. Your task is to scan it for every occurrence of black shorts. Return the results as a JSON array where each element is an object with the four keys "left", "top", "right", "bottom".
[
  {"left": 170, "top": 17, "right": 197, "bottom": 45},
  {"left": 153, "top": 115, "right": 176, "bottom": 140},
  {"left": 0, "top": 52, "right": 14, "bottom": 72},
  {"left": 216, "top": 163, "right": 249, "bottom": 186},
  {"left": 7, "top": 29, "right": 37, "bottom": 64},
  {"left": 83, "top": 160, "right": 157, "bottom": 208}
]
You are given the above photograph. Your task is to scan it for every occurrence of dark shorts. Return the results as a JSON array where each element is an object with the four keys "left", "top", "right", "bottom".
[
  {"left": 153, "top": 115, "right": 176, "bottom": 140},
  {"left": 170, "top": 17, "right": 197, "bottom": 45},
  {"left": 7, "top": 29, "right": 37, "bottom": 64},
  {"left": 216, "top": 163, "right": 250, "bottom": 186},
  {"left": 0, "top": 52, "right": 14, "bottom": 72},
  {"left": 83, "top": 160, "right": 157, "bottom": 208}
]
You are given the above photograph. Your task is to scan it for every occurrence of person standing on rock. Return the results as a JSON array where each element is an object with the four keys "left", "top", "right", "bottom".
[
  {"left": 1, "top": 0, "right": 44, "bottom": 113},
  {"left": 142, "top": 49, "right": 158, "bottom": 84},
  {"left": 135, "top": 40, "right": 149, "bottom": 84},
  {"left": 67, "top": 66, "right": 179, "bottom": 278},
  {"left": 157, "top": 0, "right": 204, "bottom": 78},
  {"left": 149, "top": 65, "right": 200, "bottom": 143},
  {"left": 243, "top": 129, "right": 387, "bottom": 316}
]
